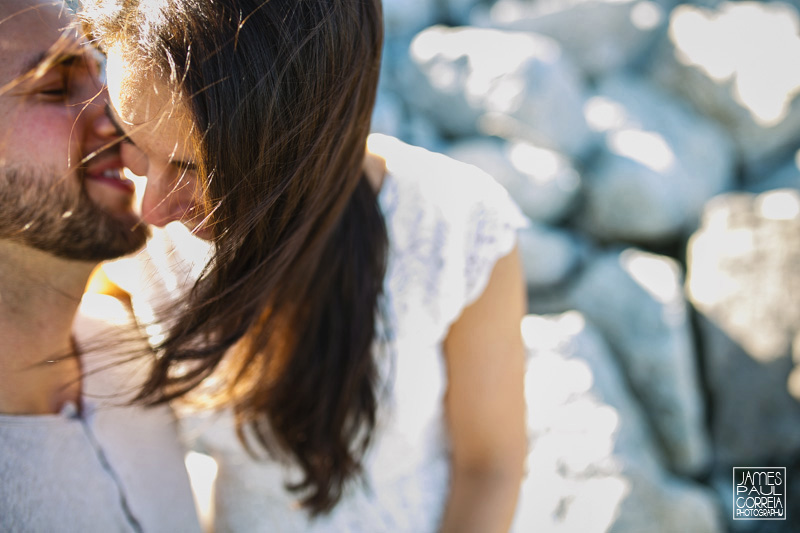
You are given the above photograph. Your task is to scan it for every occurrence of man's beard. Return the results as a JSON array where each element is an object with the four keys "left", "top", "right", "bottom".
[{"left": 0, "top": 166, "right": 150, "bottom": 261}]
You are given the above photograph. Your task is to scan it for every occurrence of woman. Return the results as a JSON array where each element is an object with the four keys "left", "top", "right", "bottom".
[{"left": 81, "top": 0, "right": 528, "bottom": 531}]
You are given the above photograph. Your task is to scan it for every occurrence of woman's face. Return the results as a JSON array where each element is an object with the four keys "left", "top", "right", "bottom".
[{"left": 104, "top": 45, "right": 212, "bottom": 239}]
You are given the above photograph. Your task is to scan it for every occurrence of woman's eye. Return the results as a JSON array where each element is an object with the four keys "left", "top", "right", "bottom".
[
  {"left": 113, "top": 126, "right": 135, "bottom": 146},
  {"left": 111, "top": 123, "right": 134, "bottom": 144}
]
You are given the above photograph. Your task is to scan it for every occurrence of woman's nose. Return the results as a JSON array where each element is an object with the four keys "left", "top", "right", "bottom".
[
  {"left": 140, "top": 183, "right": 189, "bottom": 227},
  {"left": 139, "top": 168, "right": 198, "bottom": 228},
  {"left": 121, "top": 143, "right": 149, "bottom": 177}
]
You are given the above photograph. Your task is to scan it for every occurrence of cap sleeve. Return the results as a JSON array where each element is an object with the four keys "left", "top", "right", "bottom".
[
  {"left": 374, "top": 135, "right": 529, "bottom": 344},
  {"left": 444, "top": 164, "right": 529, "bottom": 335}
]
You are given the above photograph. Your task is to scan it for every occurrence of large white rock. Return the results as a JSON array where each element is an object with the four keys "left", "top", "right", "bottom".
[
  {"left": 475, "top": 0, "right": 670, "bottom": 77},
  {"left": 563, "top": 249, "right": 712, "bottom": 475},
  {"left": 650, "top": 2, "right": 800, "bottom": 171},
  {"left": 446, "top": 137, "right": 581, "bottom": 223},
  {"left": 513, "top": 312, "right": 722, "bottom": 533},
  {"left": 579, "top": 75, "right": 735, "bottom": 243},
  {"left": 686, "top": 190, "right": 800, "bottom": 465},
  {"left": 404, "top": 26, "right": 593, "bottom": 158}
]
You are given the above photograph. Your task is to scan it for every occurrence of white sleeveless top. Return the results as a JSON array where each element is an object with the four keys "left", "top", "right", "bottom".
[{"left": 108, "top": 135, "right": 528, "bottom": 532}]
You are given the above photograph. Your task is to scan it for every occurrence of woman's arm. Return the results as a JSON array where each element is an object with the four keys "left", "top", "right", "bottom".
[{"left": 439, "top": 245, "right": 528, "bottom": 533}]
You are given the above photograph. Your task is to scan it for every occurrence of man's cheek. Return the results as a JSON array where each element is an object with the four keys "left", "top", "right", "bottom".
[
  {"left": 83, "top": 178, "right": 136, "bottom": 217},
  {"left": 1, "top": 113, "right": 76, "bottom": 170}
]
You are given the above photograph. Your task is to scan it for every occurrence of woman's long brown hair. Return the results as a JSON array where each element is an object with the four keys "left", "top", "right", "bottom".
[{"left": 81, "top": 0, "right": 388, "bottom": 515}]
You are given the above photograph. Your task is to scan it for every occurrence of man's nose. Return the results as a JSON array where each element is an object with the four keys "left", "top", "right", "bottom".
[
  {"left": 92, "top": 108, "right": 118, "bottom": 140},
  {"left": 79, "top": 85, "right": 119, "bottom": 151}
]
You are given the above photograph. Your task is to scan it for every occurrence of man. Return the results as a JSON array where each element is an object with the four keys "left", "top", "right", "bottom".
[{"left": 0, "top": 1, "right": 201, "bottom": 530}]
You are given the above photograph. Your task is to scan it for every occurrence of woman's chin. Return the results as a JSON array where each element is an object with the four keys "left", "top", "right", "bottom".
[{"left": 182, "top": 221, "right": 214, "bottom": 241}]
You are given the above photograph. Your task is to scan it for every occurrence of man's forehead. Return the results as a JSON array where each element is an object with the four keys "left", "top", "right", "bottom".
[{"left": 0, "top": 0, "right": 76, "bottom": 78}]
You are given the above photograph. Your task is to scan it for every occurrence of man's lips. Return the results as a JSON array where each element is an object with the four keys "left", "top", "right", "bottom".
[
  {"left": 85, "top": 168, "right": 136, "bottom": 194},
  {"left": 84, "top": 155, "right": 135, "bottom": 194}
]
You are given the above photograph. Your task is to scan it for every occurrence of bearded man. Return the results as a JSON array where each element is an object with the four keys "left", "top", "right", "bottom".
[{"left": 0, "top": 1, "right": 200, "bottom": 530}]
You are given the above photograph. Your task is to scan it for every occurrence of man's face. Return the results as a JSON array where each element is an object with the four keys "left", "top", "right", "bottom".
[{"left": 0, "top": 0, "right": 149, "bottom": 261}]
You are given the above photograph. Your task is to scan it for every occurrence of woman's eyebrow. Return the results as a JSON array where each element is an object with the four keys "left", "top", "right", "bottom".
[
  {"left": 104, "top": 103, "right": 198, "bottom": 172},
  {"left": 172, "top": 159, "right": 198, "bottom": 171}
]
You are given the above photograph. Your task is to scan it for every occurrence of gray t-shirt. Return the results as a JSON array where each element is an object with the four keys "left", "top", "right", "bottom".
[{"left": 0, "top": 294, "right": 201, "bottom": 533}]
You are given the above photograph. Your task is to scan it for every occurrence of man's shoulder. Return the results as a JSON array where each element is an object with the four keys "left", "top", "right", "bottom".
[{"left": 73, "top": 293, "right": 153, "bottom": 402}]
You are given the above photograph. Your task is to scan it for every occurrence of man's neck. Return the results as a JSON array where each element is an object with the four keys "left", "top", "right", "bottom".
[{"left": 0, "top": 241, "right": 95, "bottom": 414}]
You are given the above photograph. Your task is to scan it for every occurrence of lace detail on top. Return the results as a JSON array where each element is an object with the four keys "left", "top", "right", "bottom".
[{"left": 371, "top": 133, "right": 529, "bottom": 347}]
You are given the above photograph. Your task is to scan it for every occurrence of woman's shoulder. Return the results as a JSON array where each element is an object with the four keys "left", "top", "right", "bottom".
[
  {"left": 368, "top": 134, "right": 527, "bottom": 243},
  {"left": 368, "top": 134, "right": 500, "bottom": 206}
]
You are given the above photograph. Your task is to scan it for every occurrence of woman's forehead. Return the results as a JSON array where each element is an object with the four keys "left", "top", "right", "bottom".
[
  {"left": 105, "top": 44, "right": 195, "bottom": 152},
  {"left": 105, "top": 45, "right": 171, "bottom": 122}
]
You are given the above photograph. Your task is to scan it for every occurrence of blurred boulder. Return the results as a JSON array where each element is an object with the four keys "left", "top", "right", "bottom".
[
  {"left": 650, "top": 2, "right": 800, "bottom": 173},
  {"left": 446, "top": 137, "right": 581, "bottom": 223},
  {"left": 686, "top": 190, "right": 800, "bottom": 465},
  {"left": 402, "top": 112, "right": 445, "bottom": 153},
  {"left": 475, "top": 0, "right": 669, "bottom": 78},
  {"left": 580, "top": 147, "right": 687, "bottom": 243},
  {"left": 517, "top": 223, "right": 585, "bottom": 289},
  {"left": 746, "top": 150, "right": 800, "bottom": 194},
  {"left": 371, "top": 89, "right": 405, "bottom": 139},
  {"left": 563, "top": 249, "right": 711, "bottom": 475},
  {"left": 383, "top": 0, "right": 438, "bottom": 38},
  {"left": 441, "top": 0, "right": 483, "bottom": 26},
  {"left": 515, "top": 312, "right": 721, "bottom": 533},
  {"left": 404, "top": 26, "right": 593, "bottom": 158},
  {"left": 383, "top": 0, "right": 482, "bottom": 34},
  {"left": 579, "top": 75, "right": 735, "bottom": 243}
]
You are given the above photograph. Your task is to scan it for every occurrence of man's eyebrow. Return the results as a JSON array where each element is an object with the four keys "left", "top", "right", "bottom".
[{"left": 19, "top": 51, "right": 81, "bottom": 77}]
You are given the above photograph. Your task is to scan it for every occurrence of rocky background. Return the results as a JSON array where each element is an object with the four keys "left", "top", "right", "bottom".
[{"left": 372, "top": 0, "right": 800, "bottom": 531}]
